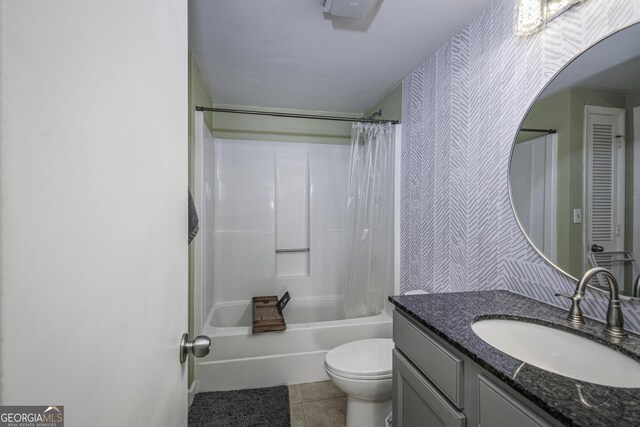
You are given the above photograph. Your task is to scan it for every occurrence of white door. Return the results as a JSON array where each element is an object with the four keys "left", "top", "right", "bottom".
[
  {"left": 584, "top": 106, "right": 626, "bottom": 284},
  {"left": 0, "top": 1, "right": 189, "bottom": 426}
]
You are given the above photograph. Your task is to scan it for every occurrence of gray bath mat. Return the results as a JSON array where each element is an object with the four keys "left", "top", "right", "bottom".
[{"left": 188, "top": 385, "right": 290, "bottom": 427}]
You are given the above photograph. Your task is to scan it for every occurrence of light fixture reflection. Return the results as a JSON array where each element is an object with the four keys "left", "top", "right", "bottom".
[
  {"left": 514, "top": 0, "right": 584, "bottom": 36},
  {"left": 546, "top": 0, "right": 583, "bottom": 19},
  {"left": 514, "top": 0, "right": 546, "bottom": 36}
]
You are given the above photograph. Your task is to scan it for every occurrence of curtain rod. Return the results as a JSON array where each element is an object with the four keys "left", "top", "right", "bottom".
[
  {"left": 196, "top": 106, "right": 400, "bottom": 125},
  {"left": 520, "top": 128, "right": 557, "bottom": 134}
]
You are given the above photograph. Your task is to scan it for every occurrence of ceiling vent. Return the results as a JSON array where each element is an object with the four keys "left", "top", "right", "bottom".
[{"left": 322, "top": 0, "right": 379, "bottom": 18}]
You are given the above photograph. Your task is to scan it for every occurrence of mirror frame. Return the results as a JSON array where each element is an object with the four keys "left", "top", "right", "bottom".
[{"left": 507, "top": 21, "right": 640, "bottom": 298}]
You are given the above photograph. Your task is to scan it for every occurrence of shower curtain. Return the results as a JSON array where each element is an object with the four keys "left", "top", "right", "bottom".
[{"left": 344, "top": 122, "right": 395, "bottom": 319}]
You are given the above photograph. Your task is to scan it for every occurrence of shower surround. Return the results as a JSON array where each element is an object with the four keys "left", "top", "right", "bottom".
[
  {"left": 192, "top": 126, "right": 399, "bottom": 390},
  {"left": 198, "top": 137, "right": 351, "bottom": 321}
]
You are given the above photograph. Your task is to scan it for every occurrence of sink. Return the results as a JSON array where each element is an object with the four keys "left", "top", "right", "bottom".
[{"left": 471, "top": 319, "right": 640, "bottom": 388}]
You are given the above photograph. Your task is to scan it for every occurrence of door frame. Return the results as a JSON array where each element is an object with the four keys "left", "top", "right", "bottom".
[
  {"left": 634, "top": 107, "right": 640, "bottom": 262},
  {"left": 582, "top": 105, "right": 626, "bottom": 273}
]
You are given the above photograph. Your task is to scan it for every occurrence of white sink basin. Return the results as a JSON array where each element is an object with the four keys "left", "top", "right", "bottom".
[{"left": 471, "top": 319, "right": 640, "bottom": 388}]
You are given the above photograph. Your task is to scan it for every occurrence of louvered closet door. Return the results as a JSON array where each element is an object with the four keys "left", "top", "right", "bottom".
[{"left": 585, "top": 110, "right": 625, "bottom": 284}]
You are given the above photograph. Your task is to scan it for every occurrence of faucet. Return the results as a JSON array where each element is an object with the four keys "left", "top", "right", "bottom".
[{"left": 555, "top": 267, "right": 627, "bottom": 339}]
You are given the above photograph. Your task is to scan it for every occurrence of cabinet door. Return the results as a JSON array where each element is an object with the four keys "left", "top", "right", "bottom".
[
  {"left": 479, "top": 375, "right": 551, "bottom": 427},
  {"left": 394, "top": 311, "right": 464, "bottom": 407},
  {"left": 393, "top": 350, "right": 466, "bottom": 427}
]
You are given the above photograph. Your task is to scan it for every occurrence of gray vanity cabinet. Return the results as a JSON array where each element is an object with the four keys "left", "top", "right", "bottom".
[
  {"left": 393, "top": 311, "right": 560, "bottom": 427},
  {"left": 477, "top": 375, "right": 551, "bottom": 427},
  {"left": 393, "top": 349, "right": 466, "bottom": 426}
]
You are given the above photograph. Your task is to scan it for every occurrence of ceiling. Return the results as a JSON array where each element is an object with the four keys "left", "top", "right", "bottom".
[
  {"left": 541, "top": 23, "right": 640, "bottom": 98},
  {"left": 189, "top": 0, "right": 495, "bottom": 114},
  {"left": 576, "top": 55, "right": 640, "bottom": 94}
]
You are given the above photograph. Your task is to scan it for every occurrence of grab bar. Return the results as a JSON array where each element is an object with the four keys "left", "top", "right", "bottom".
[{"left": 275, "top": 248, "right": 310, "bottom": 253}]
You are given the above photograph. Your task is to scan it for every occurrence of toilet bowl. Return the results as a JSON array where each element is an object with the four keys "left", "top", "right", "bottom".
[{"left": 324, "top": 338, "right": 394, "bottom": 427}]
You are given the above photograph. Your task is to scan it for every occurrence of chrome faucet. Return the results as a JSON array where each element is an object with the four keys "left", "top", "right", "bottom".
[{"left": 555, "top": 267, "right": 627, "bottom": 339}]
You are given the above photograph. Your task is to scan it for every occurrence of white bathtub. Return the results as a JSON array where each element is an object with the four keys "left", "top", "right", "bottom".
[{"left": 195, "top": 296, "right": 392, "bottom": 392}]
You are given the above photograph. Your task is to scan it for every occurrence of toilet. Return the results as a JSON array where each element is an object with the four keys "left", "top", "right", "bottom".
[
  {"left": 325, "top": 338, "right": 394, "bottom": 427},
  {"left": 325, "top": 290, "right": 427, "bottom": 426}
]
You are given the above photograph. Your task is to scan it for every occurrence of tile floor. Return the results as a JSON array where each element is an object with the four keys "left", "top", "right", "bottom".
[{"left": 288, "top": 381, "right": 347, "bottom": 427}]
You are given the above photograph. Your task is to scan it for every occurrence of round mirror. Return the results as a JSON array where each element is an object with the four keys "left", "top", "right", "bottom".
[{"left": 509, "top": 22, "right": 640, "bottom": 299}]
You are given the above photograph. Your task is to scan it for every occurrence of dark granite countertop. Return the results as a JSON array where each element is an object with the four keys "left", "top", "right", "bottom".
[{"left": 389, "top": 290, "right": 640, "bottom": 427}]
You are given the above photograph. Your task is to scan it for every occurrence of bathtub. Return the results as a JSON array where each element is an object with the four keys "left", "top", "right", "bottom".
[{"left": 195, "top": 296, "right": 392, "bottom": 392}]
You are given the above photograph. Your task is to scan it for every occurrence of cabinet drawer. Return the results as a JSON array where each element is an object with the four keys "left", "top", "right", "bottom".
[
  {"left": 393, "top": 311, "right": 464, "bottom": 408},
  {"left": 479, "top": 375, "right": 551, "bottom": 427},
  {"left": 393, "top": 350, "right": 466, "bottom": 427}
]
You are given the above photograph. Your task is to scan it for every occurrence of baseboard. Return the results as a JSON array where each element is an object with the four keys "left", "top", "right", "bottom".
[{"left": 188, "top": 379, "right": 198, "bottom": 407}]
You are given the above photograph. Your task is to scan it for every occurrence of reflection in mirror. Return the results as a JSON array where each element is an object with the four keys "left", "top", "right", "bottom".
[{"left": 510, "top": 22, "right": 640, "bottom": 298}]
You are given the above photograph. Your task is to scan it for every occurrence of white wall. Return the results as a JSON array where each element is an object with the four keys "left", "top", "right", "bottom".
[
  {"left": 0, "top": 1, "right": 188, "bottom": 425},
  {"left": 202, "top": 139, "right": 350, "bottom": 315}
]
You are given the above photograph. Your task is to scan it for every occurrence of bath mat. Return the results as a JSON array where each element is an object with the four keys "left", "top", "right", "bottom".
[{"left": 188, "top": 385, "right": 290, "bottom": 427}]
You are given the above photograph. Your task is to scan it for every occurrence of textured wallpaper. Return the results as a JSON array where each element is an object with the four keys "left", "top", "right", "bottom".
[{"left": 400, "top": 0, "right": 640, "bottom": 331}]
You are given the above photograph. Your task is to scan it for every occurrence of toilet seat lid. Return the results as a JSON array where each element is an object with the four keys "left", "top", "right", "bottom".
[{"left": 325, "top": 339, "right": 393, "bottom": 379}]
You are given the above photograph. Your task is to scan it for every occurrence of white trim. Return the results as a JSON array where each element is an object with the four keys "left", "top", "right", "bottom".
[
  {"left": 393, "top": 124, "right": 402, "bottom": 297},
  {"left": 634, "top": 107, "right": 640, "bottom": 262},
  {"left": 584, "top": 105, "right": 626, "bottom": 116},
  {"left": 384, "top": 124, "right": 402, "bottom": 316},
  {"left": 193, "top": 111, "right": 205, "bottom": 337},
  {"left": 188, "top": 379, "right": 198, "bottom": 407}
]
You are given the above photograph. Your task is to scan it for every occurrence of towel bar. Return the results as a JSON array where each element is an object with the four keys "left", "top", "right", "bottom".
[{"left": 275, "top": 248, "right": 310, "bottom": 253}]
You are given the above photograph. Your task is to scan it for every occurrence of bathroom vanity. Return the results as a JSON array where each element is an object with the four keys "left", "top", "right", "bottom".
[{"left": 389, "top": 290, "right": 640, "bottom": 426}]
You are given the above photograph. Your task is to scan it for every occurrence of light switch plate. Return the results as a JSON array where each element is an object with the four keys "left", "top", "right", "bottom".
[
  {"left": 322, "top": 0, "right": 378, "bottom": 18},
  {"left": 573, "top": 208, "right": 582, "bottom": 224}
]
